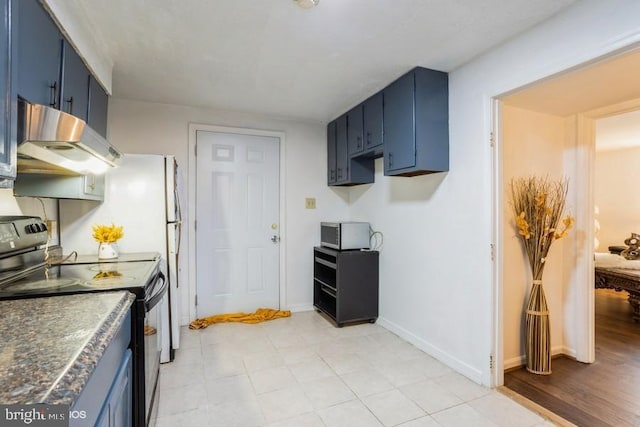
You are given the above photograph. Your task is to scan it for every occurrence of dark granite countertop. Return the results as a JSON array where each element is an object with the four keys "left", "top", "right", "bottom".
[{"left": 0, "top": 291, "right": 135, "bottom": 406}]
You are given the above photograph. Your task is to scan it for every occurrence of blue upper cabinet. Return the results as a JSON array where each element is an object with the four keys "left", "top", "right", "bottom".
[
  {"left": 88, "top": 75, "right": 109, "bottom": 138},
  {"left": 17, "top": 0, "right": 62, "bottom": 107},
  {"left": 363, "top": 91, "right": 383, "bottom": 153},
  {"left": 347, "top": 104, "right": 364, "bottom": 156},
  {"left": 327, "top": 120, "right": 337, "bottom": 185},
  {"left": 325, "top": 67, "right": 448, "bottom": 186},
  {"left": 335, "top": 114, "right": 349, "bottom": 183},
  {"left": 61, "top": 40, "right": 90, "bottom": 122},
  {"left": 0, "top": 0, "right": 16, "bottom": 185},
  {"left": 383, "top": 67, "right": 449, "bottom": 176}
]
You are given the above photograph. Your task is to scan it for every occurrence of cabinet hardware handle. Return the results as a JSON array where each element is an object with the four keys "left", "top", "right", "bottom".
[
  {"left": 357, "top": 136, "right": 362, "bottom": 149},
  {"left": 366, "top": 131, "right": 371, "bottom": 145},
  {"left": 337, "top": 168, "right": 342, "bottom": 179},
  {"left": 49, "top": 82, "right": 58, "bottom": 108},
  {"left": 389, "top": 152, "right": 394, "bottom": 167},
  {"left": 65, "top": 96, "right": 74, "bottom": 114}
]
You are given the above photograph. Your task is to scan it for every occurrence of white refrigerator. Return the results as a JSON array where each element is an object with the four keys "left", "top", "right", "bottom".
[{"left": 59, "top": 154, "right": 183, "bottom": 363}]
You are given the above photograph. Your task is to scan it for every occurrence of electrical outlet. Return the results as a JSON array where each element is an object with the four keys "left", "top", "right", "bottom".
[{"left": 305, "top": 198, "right": 316, "bottom": 209}]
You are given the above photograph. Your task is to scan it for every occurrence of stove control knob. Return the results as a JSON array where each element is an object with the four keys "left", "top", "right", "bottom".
[
  {"left": 31, "top": 224, "right": 39, "bottom": 233},
  {"left": 24, "top": 225, "right": 31, "bottom": 234},
  {"left": 37, "top": 223, "right": 47, "bottom": 232}
]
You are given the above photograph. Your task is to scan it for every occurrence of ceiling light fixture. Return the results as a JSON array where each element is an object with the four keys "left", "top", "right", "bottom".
[{"left": 294, "top": 0, "right": 319, "bottom": 9}]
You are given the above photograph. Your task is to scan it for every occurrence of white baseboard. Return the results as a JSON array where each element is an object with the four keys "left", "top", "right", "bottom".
[
  {"left": 504, "top": 345, "right": 577, "bottom": 370},
  {"left": 287, "top": 303, "right": 314, "bottom": 313},
  {"left": 376, "top": 316, "right": 484, "bottom": 385}
]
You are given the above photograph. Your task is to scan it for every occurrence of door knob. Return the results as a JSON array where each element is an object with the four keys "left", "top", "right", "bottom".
[{"left": 271, "top": 235, "right": 280, "bottom": 243}]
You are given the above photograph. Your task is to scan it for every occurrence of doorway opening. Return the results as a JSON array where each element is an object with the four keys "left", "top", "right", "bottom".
[{"left": 493, "top": 48, "right": 640, "bottom": 425}]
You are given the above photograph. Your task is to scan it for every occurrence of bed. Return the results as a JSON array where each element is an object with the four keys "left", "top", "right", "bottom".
[{"left": 594, "top": 253, "right": 640, "bottom": 322}]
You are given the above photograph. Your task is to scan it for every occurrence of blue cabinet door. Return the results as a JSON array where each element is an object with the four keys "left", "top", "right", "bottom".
[
  {"left": 17, "top": 0, "right": 62, "bottom": 107},
  {"left": 383, "top": 71, "right": 415, "bottom": 173},
  {"left": 335, "top": 114, "right": 348, "bottom": 183},
  {"left": 363, "top": 92, "right": 383, "bottom": 151},
  {"left": 0, "top": 0, "right": 16, "bottom": 184},
  {"left": 347, "top": 104, "right": 363, "bottom": 156},
  {"left": 95, "top": 349, "right": 133, "bottom": 427},
  {"left": 327, "top": 120, "right": 337, "bottom": 185},
  {"left": 88, "top": 75, "right": 109, "bottom": 137},
  {"left": 60, "top": 40, "right": 89, "bottom": 122}
]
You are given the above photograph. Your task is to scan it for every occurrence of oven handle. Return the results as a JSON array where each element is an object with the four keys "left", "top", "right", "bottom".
[{"left": 145, "top": 271, "right": 167, "bottom": 312}]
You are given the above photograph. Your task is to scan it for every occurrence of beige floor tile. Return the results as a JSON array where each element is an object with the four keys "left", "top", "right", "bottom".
[
  {"left": 157, "top": 382, "right": 208, "bottom": 418},
  {"left": 266, "top": 412, "right": 325, "bottom": 427},
  {"left": 201, "top": 352, "right": 246, "bottom": 380},
  {"left": 156, "top": 408, "right": 210, "bottom": 427},
  {"left": 257, "top": 386, "right": 314, "bottom": 423},
  {"left": 431, "top": 403, "right": 499, "bottom": 427},
  {"left": 318, "top": 400, "right": 383, "bottom": 427},
  {"left": 205, "top": 374, "right": 256, "bottom": 406},
  {"left": 322, "top": 352, "right": 371, "bottom": 375},
  {"left": 300, "top": 375, "right": 356, "bottom": 409},
  {"left": 373, "top": 360, "right": 427, "bottom": 387},
  {"left": 400, "top": 379, "right": 463, "bottom": 414},
  {"left": 434, "top": 372, "right": 492, "bottom": 401},
  {"left": 289, "top": 358, "right": 335, "bottom": 383},
  {"left": 207, "top": 395, "right": 266, "bottom": 427},
  {"left": 243, "top": 350, "right": 286, "bottom": 372},
  {"left": 362, "top": 389, "right": 426, "bottom": 426},
  {"left": 397, "top": 416, "right": 442, "bottom": 427},
  {"left": 340, "top": 368, "right": 395, "bottom": 398},
  {"left": 468, "top": 392, "right": 545, "bottom": 427},
  {"left": 248, "top": 365, "right": 297, "bottom": 394},
  {"left": 160, "top": 362, "right": 204, "bottom": 389}
]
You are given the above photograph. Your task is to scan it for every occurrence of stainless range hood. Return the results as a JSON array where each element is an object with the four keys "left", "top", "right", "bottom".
[{"left": 17, "top": 100, "right": 122, "bottom": 175}]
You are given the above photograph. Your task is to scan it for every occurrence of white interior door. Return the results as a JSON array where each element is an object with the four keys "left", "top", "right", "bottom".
[{"left": 195, "top": 131, "right": 280, "bottom": 316}]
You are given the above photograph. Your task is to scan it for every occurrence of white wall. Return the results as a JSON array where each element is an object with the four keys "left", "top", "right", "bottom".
[
  {"left": 0, "top": 190, "right": 60, "bottom": 244},
  {"left": 594, "top": 147, "right": 640, "bottom": 249},
  {"left": 501, "top": 105, "right": 570, "bottom": 368},
  {"left": 348, "top": 0, "right": 640, "bottom": 385},
  {"left": 107, "top": 99, "right": 349, "bottom": 324}
]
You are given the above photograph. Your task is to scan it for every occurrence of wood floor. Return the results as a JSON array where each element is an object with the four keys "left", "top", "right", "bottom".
[{"left": 504, "top": 289, "right": 640, "bottom": 427}]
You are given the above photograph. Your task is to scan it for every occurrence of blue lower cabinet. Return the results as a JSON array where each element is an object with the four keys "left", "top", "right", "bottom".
[
  {"left": 71, "top": 312, "right": 131, "bottom": 427},
  {"left": 96, "top": 350, "right": 132, "bottom": 427}
]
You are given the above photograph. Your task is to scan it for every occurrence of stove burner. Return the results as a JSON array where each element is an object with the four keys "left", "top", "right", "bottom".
[
  {"left": 82, "top": 276, "right": 137, "bottom": 287},
  {"left": 4, "top": 279, "right": 80, "bottom": 291}
]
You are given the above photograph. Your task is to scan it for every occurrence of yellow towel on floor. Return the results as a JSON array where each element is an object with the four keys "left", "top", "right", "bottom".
[{"left": 189, "top": 308, "right": 291, "bottom": 329}]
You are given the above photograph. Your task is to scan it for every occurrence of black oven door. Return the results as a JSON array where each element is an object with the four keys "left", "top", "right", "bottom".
[{"left": 144, "top": 271, "right": 166, "bottom": 426}]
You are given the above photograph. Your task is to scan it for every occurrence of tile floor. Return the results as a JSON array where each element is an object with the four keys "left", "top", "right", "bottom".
[{"left": 157, "top": 311, "right": 554, "bottom": 427}]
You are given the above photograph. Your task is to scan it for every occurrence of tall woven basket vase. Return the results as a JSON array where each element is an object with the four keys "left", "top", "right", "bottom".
[{"left": 525, "top": 280, "right": 551, "bottom": 375}]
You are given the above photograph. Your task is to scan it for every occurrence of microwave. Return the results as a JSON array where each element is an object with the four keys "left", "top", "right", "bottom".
[{"left": 321, "top": 222, "right": 370, "bottom": 250}]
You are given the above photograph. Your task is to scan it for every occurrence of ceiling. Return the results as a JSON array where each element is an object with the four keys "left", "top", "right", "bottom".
[
  {"left": 69, "top": 0, "right": 576, "bottom": 122},
  {"left": 501, "top": 49, "right": 640, "bottom": 151},
  {"left": 596, "top": 110, "right": 640, "bottom": 152},
  {"left": 502, "top": 49, "right": 640, "bottom": 117}
]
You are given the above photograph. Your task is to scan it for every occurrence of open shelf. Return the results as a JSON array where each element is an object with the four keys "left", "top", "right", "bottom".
[{"left": 312, "top": 246, "right": 379, "bottom": 327}]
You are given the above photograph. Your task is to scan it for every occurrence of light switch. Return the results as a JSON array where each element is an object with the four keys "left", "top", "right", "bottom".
[{"left": 305, "top": 198, "right": 316, "bottom": 209}]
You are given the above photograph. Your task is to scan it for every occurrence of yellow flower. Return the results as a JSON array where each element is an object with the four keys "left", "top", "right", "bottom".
[
  {"left": 516, "top": 212, "right": 531, "bottom": 240},
  {"left": 92, "top": 223, "right": 124, "bottom": 243},
  {"left": 554, "top": 215, "right": 574, "bottom": 239}
]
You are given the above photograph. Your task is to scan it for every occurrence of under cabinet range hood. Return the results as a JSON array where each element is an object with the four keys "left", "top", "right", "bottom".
[{"left": 17, "top": 100, "right": 122, "bottom": 175}]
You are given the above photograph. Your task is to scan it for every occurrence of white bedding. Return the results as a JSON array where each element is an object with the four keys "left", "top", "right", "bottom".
[{"left": 594, "top": 252, "right": 640, "bottom": 270}]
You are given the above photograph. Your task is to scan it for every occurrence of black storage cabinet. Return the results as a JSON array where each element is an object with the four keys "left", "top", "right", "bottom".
[{"left": 313, "top": 246, "right": 379, "bottom": 327}]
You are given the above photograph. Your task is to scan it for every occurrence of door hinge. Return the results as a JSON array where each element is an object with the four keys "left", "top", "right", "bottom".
[
  {"left": 490, "top": 132, "right": 495, "bottom": 148},
  {"left": 195, "top": 294, "right": 198, "bottom": 306},
  {"left": 490, "top": 243, "right": 495, "bottom": 261},
  {"left": 489, "top": 354, "right": 495, "bottom": 371},
  {"left": 194, "top": 144, "right": 197, "bottom": 156},
  {"left": 194, "top": 220, "right": 197, "bottom": 231}
]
